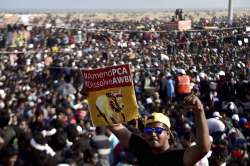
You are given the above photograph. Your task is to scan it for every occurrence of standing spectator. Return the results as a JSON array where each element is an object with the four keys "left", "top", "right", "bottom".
[
  {"left": 106, "top": 128, "right": 119, "bottom": 165},
  {"left": 166, "top": 72, "right": 176, "bottom": 103},
  {"left": 91, "top": 126, "right": 111, "bottom": 166}
]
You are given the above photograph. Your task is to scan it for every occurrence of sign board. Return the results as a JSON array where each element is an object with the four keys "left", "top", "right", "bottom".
[
  {"left": 166, "top": 20, "right": 192, "bottom": 31},
  {"left": 82, "top": 64, "right": 139, "bottom": 126}
]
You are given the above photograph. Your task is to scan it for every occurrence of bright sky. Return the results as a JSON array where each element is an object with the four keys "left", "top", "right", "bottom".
[{"left": 0, "top": 0, "right": 250, "bottom": 10}]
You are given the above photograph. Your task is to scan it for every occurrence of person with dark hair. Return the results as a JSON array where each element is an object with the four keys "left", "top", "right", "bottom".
[
  {"left": 0, "top": 110, "right": 10, "bottom": 128},
  {"left": 64, "top": 125, "right": 93, "bottom": 165},
  {"left": 28, "top": 132, "right": 57, "bottom": 166},
  {"left": 29, "top": 110, "right": 46, "bottom": 132},
  {"left": 48, "top": 107, "right": 68, "bottom": 132},
  {"left": 105, "top": 128, "right": 119, "bottom": 165},
  {"left": 0, "top": 144, "right": 18, "bottom": 166},
  {"left": 110, "top": 94, "right": 210, "bottom": 166},
  {"left": 209, "top": 144, "right": 228, "bottom": 166},
  {"left": 66, "top": 124, "right": 80, "bottom": 143},
  {"left": 0, "top": 111, "right": 11, "bottom": 149},
  {"left": 90, "top": 126, "right": 111, "bottom": 166},
  {"left": 0, "top": 29, "right": 6, "bottom": 49},
  {"left": 0, "top": 111, "right": 16, "bottom": 149},
  {"left": 14, "top": 117, "right": 31, "bottom": 165}
]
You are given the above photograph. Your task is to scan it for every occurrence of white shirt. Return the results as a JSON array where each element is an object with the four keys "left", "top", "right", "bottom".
[{"left": 191, "top": 142, "right": 212, "bottom": 166}]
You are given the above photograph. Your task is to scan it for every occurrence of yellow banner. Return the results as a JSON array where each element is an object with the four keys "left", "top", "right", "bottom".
[{"left": 82, "top": 64, "right": 139, "bottom": 126}]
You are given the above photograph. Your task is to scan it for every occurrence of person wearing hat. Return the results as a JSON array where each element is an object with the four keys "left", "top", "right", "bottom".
[
  {"left": 207, "top": 111, "right": 225, "bottom": 134},
  {"left": 110, "top": 94, "right": 210, "bottom": 166}
]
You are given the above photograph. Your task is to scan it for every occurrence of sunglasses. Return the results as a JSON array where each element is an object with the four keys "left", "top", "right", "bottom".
[{"left": 143, "top": 127, "right": 166, "bottom": 135}]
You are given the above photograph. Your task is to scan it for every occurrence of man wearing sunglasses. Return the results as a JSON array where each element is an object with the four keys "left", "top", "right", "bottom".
[{"left": 110, "top": 94, "right": 210, "bottom": 166}]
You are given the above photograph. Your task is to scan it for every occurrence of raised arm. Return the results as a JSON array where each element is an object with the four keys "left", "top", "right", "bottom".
[
  {"left": 109, "top": 124, "right": 132, "bottom": 149},
  {"left": 183, "top": 94, "right": 211, "bottom": 166},
  {"left": 0, "top": 136, "right": 4, "bottom": 149}
]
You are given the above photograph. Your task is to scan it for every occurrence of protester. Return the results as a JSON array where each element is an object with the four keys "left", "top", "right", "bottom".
[{"left": 110, "top": 94, "right": 210, "bottom": 166}]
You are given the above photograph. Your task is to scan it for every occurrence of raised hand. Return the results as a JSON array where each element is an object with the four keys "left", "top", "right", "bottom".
[{"left": 183, "top": 94, "right": 204, "bottom": 111}]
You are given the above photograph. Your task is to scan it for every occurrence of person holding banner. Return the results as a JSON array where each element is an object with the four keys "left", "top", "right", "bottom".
[{"left": 110, "top": 94, "right": 210, "bottom": 166}]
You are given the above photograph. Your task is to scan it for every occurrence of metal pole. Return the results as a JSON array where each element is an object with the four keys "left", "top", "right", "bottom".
[{"left": 228, "top": 0, "right": 233, "bottom": 25}]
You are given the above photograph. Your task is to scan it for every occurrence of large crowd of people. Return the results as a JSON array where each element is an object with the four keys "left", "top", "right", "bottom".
[{"left": 0, "top": 12, "right": 250, "bottom": 165}]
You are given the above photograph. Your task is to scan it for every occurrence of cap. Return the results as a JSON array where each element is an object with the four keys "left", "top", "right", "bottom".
[
  {"left": 199, "top": 72, "right": 206, "bottom": 79},
  {"left": 212, "top": 111, "right": 222, "bottom": 118},
  {"left": 218, "top": 71, "right": 225, "bottom": 76},
  {"left": 228, "top": 102, "right": 235, "bottom": 110},
  {"left": 155, "top": 99, "right": 161, "bottom": 104},
  {"left": 239, "top": 117, "right": 247, "bottom": 126},
  {"left": 179, "top": 69, "right": 186, "bottom": 75},
  {"left": 146, "top": 97, "right": 153, "bottom": 104},
  {"left": 145, "top": 112, "right": 171, "bottom": 129},
  {"left": 166, "top": 72, "right": 172, "bottom": 77},
  {"left": 83, "top": 99, "right": 88, "bottom": 104},
  {"left": 0, "top": 89, "right": 6, "bottom": 99},
  {"left": 232, "top": 114, "right": 239, "bottom": 121}
]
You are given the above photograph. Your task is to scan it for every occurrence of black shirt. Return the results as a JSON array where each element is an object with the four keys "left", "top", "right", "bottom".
[{"left": 129, "top": 134, "right": 185, "bottom": 166}]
